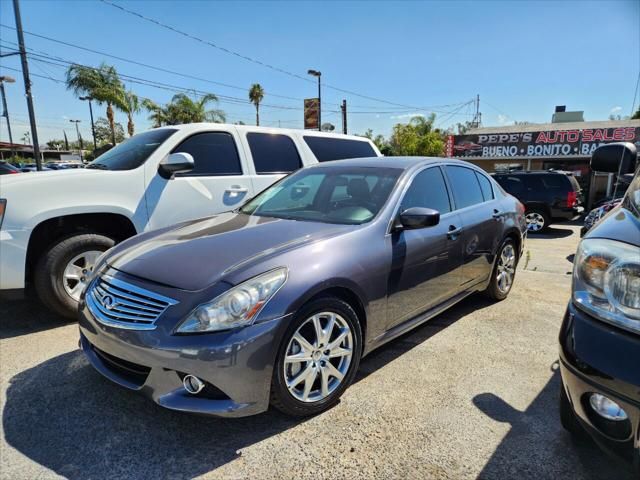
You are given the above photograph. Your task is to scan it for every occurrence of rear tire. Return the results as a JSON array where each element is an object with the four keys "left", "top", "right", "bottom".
[
  {"left": 270, "top": 297, "right": 362, "bottom": 417},
  {"left": 525, "top": 208, "right": 550, "bottom": 233},
  {"left": 34, "top": 233, "right": 114, "bottom": 319},
  {"left": 484, "top": 238, "right": 518, "bottom": 301}
]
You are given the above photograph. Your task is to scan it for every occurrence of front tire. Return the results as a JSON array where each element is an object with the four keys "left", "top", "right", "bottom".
[
  {"left": 484, "top": 238, "right": 518, "bottom": 301},
  {"left": 270, "top": 297, "right": 362, "bottom": 417},
  {"left": 34, "top": 233, "right": 114, "bottom": 319}
]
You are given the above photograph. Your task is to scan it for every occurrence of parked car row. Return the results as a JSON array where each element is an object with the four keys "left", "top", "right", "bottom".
[
  {"left": 1, "top": 125, "right": 637, "bottom": 473},
  {"left": 0, "top": 161, "right": 84, "bottom": 174}
]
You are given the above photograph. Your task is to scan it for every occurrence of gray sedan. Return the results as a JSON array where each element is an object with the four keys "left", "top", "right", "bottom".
[{"left": 78, "top": 157, "right": 526, "bottom": 417}]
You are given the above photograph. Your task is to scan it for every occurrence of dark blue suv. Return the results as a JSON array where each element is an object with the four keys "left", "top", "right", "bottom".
[{"left": 559, "top": 142, "right": 640, "bottom": 474}]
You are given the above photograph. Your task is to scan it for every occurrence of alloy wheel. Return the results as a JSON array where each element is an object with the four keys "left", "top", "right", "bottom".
[
  {"left": 525, "top": 212, "right": 545, "bottom": 232},
  {"left": 283, "top": 312, "right": 354, "bottom": 403},
  {"left": 62, "top": 250, "right": 102, "bottom": 301},
  {"left": 496, "top": 244, "right": 516, "bottom": 294}
]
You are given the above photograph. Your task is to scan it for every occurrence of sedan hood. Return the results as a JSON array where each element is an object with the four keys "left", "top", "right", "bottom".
[{"left": 106, "top": 212, "right": 353, "bottom": 290}]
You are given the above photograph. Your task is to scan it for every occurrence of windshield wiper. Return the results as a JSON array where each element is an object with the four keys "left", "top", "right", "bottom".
[{"left": 86, "top": 163, "right": 108, "bottom": 170}]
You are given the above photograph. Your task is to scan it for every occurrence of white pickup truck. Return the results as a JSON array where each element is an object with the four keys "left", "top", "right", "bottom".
[{"left": 0, "top": 124, "right": 380, "bottom": 318}]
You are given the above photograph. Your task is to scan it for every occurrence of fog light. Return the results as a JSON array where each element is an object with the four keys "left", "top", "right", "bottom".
[
  {"left": 589, "top": 393, "right": 628, "bottom": 421},
  {"left": 183, "top": 374, "right": 205, "bottom": 394}
]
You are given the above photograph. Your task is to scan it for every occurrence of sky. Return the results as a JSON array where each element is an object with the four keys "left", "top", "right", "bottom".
[{"left": 0, "top": 0, "right": 638, "bottom": 144}]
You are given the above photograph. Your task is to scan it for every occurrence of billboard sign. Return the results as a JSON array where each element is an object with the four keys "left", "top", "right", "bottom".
[
  {"left": 304, "top": 98, "right": 319, "bottom": 130},
  {"left": 447, "top": 126, "right": 640, "bottom": 158}
]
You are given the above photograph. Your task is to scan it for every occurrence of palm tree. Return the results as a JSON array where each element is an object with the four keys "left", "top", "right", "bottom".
[
  {"left": 122, "top": 90, "right": 140, "bottom": 136},
  {"left": 142, "top": 93, "right": 225, "bottom": 126},
  {"left": 248, "top": 83, "right": 264, "bottom": 126},
  {"left": 66, "top": 63, "right": 126, "bottom": 145},
  {"left": 142, "top": 98, "right": 166, "bottom": 128}
]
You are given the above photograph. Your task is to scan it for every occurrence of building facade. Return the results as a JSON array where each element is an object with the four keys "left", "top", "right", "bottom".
[{"left": 446, "top": 117, "right": 640, "bottom": 206}]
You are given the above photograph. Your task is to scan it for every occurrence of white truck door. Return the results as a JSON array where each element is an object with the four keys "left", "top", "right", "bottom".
[{"left": 145, "top": 129, "right": 253, "bottom": 230}]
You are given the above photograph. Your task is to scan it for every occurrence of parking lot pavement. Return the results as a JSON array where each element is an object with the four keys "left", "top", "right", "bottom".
[{"left": 0, "top": 222, "right": 635, "bottom": 480}]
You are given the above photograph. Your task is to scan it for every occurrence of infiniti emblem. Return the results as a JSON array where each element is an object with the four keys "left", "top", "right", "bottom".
[{"left": 101, "top": 295, "right": 116, "bottom": 310}]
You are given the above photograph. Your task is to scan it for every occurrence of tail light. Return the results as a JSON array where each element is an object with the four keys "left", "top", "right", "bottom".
[{"left": 567, "top": 191, "right": 577, "bottom": 207}]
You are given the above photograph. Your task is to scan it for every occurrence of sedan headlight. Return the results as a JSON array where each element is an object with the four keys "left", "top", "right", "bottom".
[
  {"left": 177, "top": 268, "right": 288, "bottom": 333},
  {"left": 573, "top": 239, "right": 640, "bottom": 333}
]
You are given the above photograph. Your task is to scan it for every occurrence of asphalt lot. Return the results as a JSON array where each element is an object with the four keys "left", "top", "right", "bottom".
[{"left": 0, "top": 222, "right": 635, "bottom": 480}]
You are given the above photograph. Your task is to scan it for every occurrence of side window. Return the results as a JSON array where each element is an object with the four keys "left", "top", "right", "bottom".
[
  {"left": 247, "top": 132, "right": 302, "bottom": 174},
  {"left": 303, "top": 136, "right": 376, "bottom": 162},
  {"left": 173, "top": 132, "right": 242, "bottom": 176},
  {"left": 540, "top": 174, "right": 566, "bottom": 189},
  {"left": 400, "top": 167, "right": 451, "bottom": 214},
  {"left": 498, "top": 176, "right": 524, "bottom": 195},
  {"left": 445, "top": 166, "right": 484, "bottom": 209},
  {"left": 475, "top": 172, "right": 494, "bottom": 201}
]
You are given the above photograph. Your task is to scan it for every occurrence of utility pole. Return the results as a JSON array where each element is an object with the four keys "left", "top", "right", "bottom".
[
  {"left": 341, "top": 99, "right": 347, "bottom": 134},
  {"left": 0, "top": 76, "right": 16, "bottom": 157},
  {"left": 80, "top": 96, "right": 97, "bottom": 150},
  {"left": 70, "top": 119, "right": 83, "bottom": 162},
  {"left": 472, "top": 94, "right": 482, "bottom": 128},
  {"left": 13, "top": 0, "right": 42, "bottom": 170}
]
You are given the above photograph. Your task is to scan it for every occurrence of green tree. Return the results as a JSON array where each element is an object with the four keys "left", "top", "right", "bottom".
[
  {"left": 142, "top": 93, "right": 225, "bottom": 126},
  {"left": 66, "top": 63, "right": 126, "bottom": 145},
  {"left": 122, "top": 90, "right": 141, "bottom": 137},
  {"left": 388, "top": 115, "right": 445, "bottom": 156},
  {"left": 361, "top": 128, "right": 392, "bottom": 155},
  {"left": 632, "top": 108, "right": 640, "bottom": 120},
  {"left": 248, "top": 83, "right": 265, "bottom": 126},
  {"left": 94, "top": 117, "right": 125, "bottom": 145}
]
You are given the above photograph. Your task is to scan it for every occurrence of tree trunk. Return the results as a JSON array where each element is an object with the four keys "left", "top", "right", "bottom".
[
  {"left": 107, "top": 102, "right": 116, "bottom": 145},
  {"left": 128, "top": 113, "right": 134, "bottom": 137},
  {"left": 256, "top": 104, "right": 259, "bottom": 126}
]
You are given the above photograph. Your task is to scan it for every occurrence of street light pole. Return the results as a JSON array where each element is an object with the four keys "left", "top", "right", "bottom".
[
  {"left": 0, "top": 76, "right": 16, "bottom": 157},
  {"left": 307, "top": 69, "right": 322, "bottom": 131},
  {"left": 70, "top": 119, "right": 83, "bottom": 162},
  {"left": 13, "top": 0, "right": 42, "bottom": 170},
  {"left": 79, "top": 95, "right": 97, "bottom": 150}
]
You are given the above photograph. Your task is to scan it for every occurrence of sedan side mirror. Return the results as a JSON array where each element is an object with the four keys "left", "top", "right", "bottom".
[
  {"left": 158, "top": 152, "right": 195, "bottom": 179},
  {"left": 396, "top": 207, "right": 440, "bottom": 231}
]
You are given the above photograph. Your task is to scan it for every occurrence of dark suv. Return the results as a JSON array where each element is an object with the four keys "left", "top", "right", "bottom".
[
  {"left": 492, "top": 170, "right": 583, "bottom": 232},
  {"left": 559, "top": 142, "right": 639, "bottom": 473}
]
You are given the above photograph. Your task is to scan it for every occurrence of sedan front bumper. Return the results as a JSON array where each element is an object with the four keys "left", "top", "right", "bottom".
[
  {"left": 559, "top": 302, "right": 640, "bottom": 471},
  {"left": 79, "top": 300, "right": 290, "bottom": 417}
]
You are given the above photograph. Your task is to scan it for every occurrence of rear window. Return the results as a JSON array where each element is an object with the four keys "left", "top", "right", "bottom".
[
  {"left": 303, "top": 136, "right": 376, "bottom": 162},
  {"left": 247, "top": 132, "right": 302, "bottom": 174},
  {"left": 538, "top": 174, "right": 569, "bottom": 190}
]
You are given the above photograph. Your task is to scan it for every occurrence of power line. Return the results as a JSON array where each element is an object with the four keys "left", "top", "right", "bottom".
[
  {"left": 0, "top": 23, "right": 303, "bottom": 102},
  {"left": 98, "top": 0, "right": 451, "bottom": 111},
  {"left": 0, "top": 25, "right": 474, "bottom": 115}
]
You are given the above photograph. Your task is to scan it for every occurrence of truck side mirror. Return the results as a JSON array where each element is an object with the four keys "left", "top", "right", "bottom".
[
  {"left": 591, "top": 142, "right": 637, "bottom": 174},
  {"left": 158, "top": 152, "right": 195, "bottom": 179}
]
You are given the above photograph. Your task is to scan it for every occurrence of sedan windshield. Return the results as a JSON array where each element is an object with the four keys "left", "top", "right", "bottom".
[
  {"left": 240, "top": 166, "right": 401, "bottom": 225},
  {"left": 87, "top": 128, "right": 177, "bottom": 171}
]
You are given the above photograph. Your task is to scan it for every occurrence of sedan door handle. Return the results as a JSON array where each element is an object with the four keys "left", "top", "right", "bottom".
[{"left": 447, "top": 225, "right": 463, "bottom": 239}]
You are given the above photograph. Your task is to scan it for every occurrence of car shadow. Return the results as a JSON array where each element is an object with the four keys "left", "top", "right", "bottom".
[
  {"left": 530, "top": 226, "right": 575, "bottom": 239},
  {"left": 473, "top": 369, "right": 635, "bottom": 480},
  {"left": 2, "top": 294, "right": 490, "bottom": 479},
  {"left": 0, "top": 295, "right": 72, "bottom": 340}
]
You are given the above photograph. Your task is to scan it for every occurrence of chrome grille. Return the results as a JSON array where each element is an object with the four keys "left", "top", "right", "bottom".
[{"left": 86, "top": 275, "right": 178, "bottom": 330}]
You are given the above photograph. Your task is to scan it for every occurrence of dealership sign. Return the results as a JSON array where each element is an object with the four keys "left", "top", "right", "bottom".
[{"left": 447, "top": 127, "right": 640, "bottom": 158}]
